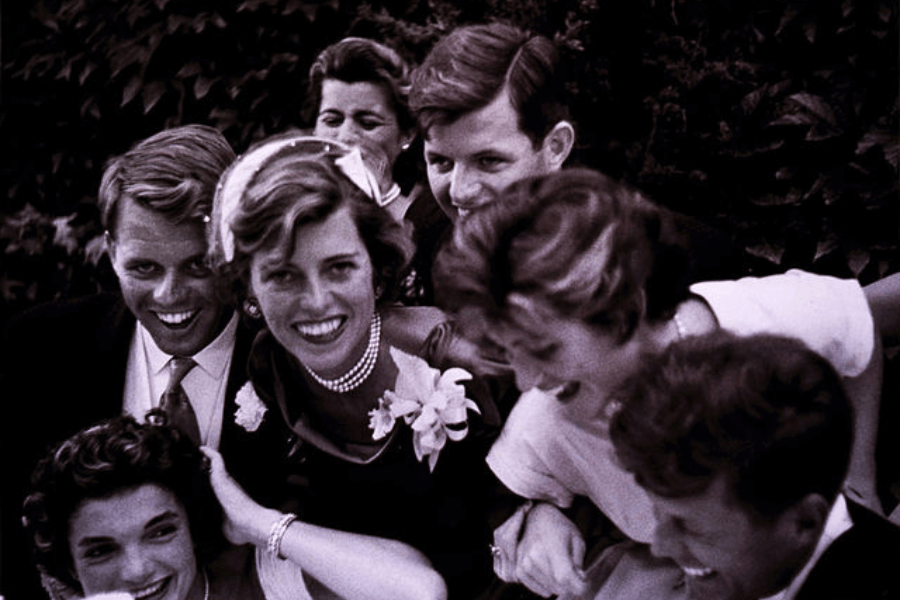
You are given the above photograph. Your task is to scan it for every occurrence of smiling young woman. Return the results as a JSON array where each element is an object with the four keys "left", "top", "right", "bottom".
[
  {"left": 23, "top": 416, "right": 449, "bottom": 600},
  {"left": 208, "top": 132, "right": 513, "bottom": 599}
]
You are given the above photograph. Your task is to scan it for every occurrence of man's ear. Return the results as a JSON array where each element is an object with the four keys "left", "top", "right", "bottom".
[
  {"left": 542, "top": 120, "right": 575, "bottom": 170},
  {"left": 104, "top": 230, "right": 116, "bottom": 262},
  {"left": 784, "top": 493, "right": 830, "bottom": 548}
]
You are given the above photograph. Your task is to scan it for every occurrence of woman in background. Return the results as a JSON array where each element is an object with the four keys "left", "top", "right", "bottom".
[{"left": 308, "top": 36, "right": 450, "bottom": 305}]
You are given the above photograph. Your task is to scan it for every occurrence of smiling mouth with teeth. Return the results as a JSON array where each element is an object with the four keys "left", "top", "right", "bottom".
[
  {"left": 131, "top": 576, "right": 169, "bottom": 599},
  {"left": 155, "top": 310, "right": 198, "bottom": 327},
  {"left": 295, "top": 317, "right": 344, "bottom": 339},
  {"left": 682, "top": 565, "right": 716, "bottom": 579}
]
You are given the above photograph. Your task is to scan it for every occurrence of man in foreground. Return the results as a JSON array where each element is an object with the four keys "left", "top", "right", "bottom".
[{"left": 609, "top": 332, "right": 900, "bottom": 599}]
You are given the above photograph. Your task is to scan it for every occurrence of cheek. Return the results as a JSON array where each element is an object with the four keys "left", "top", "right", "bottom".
[
  {"left": 184, "top": 277, "right": 218, "bottom": 301},
  {"left": 116, "top": 278, "right": 150, "bottom": 304},
  {"left": 169, "top": 535, "right": 198, "bottom": 577},
  {"left": 255, "top": 290, "right": 289, "bottom": 325},
  {"left": 350, "top": 274, "right": 377, "bottom": 312},
  {"left": 72, "top": 559, "right": 117, "bottom": 595},
  {"left": 507, "top": 356, "right": 543, "bottom": 390},
  {"left": 426, "top": 166, "right": 449, "bottom": 189}
]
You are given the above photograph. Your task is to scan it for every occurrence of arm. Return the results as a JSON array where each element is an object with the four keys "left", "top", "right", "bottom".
[
  {"left": 202, "top": 448, "right": 447, "bottom": 600},
  {"left": 841, "top": 331, "right": 884, "bottom": 515},
  {"left": 492, "top": 501, "right": 588, "bottom": 598},
  {"left": 865, "top": 272, "right": 900, "bottom": 344}
]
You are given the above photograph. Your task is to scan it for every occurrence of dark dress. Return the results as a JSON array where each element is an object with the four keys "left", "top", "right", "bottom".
[{"left": 246, "top": 313, "right": 505, "bottom": 599}]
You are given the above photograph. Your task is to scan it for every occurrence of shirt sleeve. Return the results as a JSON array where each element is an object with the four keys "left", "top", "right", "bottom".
[
  {"left": 691, "top": 269, "right": 874, "bottom": 377},
  {"left": 485, "top": 388, "right": 575, "bottom": 508}
]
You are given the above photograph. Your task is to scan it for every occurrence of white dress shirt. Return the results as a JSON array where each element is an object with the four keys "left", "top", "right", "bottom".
[{"left": 122, "top": 313, "right": 238, "bottom": 449}]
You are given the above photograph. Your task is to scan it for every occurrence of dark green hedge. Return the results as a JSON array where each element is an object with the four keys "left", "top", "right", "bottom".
[{"left": 2, "top": 0, "right": 898, "bottom": 325}]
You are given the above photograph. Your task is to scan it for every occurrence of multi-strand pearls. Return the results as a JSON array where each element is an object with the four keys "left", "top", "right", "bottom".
[{"left": 303, "top": 312, "right": 382, "bottom": 393}]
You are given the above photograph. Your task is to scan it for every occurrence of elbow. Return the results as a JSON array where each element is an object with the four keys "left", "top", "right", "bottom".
[
  {"left": 395, "top": 566, "right": 446, "bottom": 600},
  {"left": 410, "top": 571, "right": 448, "bottom": 600}
]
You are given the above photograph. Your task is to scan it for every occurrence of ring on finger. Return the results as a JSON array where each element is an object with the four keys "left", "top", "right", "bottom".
[{"left": 489, "top": 543, "right": 502, "bottom": 558}]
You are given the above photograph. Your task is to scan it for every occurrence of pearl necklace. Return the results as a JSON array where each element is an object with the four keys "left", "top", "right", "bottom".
[{"left": 303, "top": 312, "right": 382, "bottom": 393}]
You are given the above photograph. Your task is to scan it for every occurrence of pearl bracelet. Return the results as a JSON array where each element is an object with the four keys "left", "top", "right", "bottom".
[{"left": 266, "top": 513, "right": 297, "bottom": 559}]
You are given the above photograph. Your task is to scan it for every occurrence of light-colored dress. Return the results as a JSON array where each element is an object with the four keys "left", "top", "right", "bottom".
[{"left": 487, "top": 269, "right": 875, "bottom": 545}]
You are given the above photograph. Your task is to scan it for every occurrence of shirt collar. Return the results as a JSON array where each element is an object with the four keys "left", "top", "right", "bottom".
[
  {"left": 140, "top": 312, "right": 239, "bottom": 378},
  {"left": 760, "top": 493, "right": 852, "bottom": 600}
]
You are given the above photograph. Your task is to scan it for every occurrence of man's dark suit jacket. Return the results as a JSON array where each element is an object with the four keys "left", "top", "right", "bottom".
[
  {"left": 0, "top": 293, "right": 288, "bottom": 600},
  {"left": 795, "top": 498, "right": 900, "bottom": 600}
]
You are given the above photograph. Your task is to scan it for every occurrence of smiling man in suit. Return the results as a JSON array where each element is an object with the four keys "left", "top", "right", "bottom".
[
  {"left": 608, "top": 332, "right": 900, "bottom": 600},
  {"left": 1, "top": 125, "right": 285, "bottom": 599}
]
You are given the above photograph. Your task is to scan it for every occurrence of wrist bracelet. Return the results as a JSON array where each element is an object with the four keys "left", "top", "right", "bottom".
[{"left": 266, "top": 513, "right": 297, "bottom": 560}]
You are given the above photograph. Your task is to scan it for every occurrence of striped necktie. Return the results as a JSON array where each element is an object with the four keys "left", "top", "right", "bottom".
[{"left": 159, "top": 356, "right": 202, "bottom": 445}]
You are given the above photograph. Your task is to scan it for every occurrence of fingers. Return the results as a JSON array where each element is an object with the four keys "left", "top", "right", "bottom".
[
  {"left": 512, "top": 503, "right": 588, "bottom": 597},
  {"left": 354, "top": 139, "right": 392, "bottom": 191},
  {"left": 491, "top": 502, "right": 531, "bottom": 581},
  {"left": 199, "top": 446, "right": 229, "bottom": 486},
  {"left": 518, "top": 547, "right": 587, "bottom": 597}
]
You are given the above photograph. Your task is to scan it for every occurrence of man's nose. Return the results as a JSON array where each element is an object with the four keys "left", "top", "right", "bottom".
[
  {"left": 649, "top": 516, "right": 683, "bottom": 560},
  {"left": 448, "top": 165, "right": 483, "bottom": 205},
  {"left": 153, "top": 271, "right": 186, "bottom": 304}
]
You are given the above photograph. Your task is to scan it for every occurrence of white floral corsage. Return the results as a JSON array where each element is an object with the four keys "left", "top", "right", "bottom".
[
  {"left": 234, "top": 381, "right": 267, "bottom": 432},
  {"left": 368, "top": 347, "right": 480, "bottom": 472}
]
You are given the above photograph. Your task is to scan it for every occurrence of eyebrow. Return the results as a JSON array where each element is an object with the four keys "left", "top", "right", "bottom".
[
  {"left": 74, "top": 511, "right": 180, "bottom": 547},
  {"left": 320, "top": 107, "right": 385, "bottom": 119},
  {"left": 324, "top": 251, "right": 362, "bottom": 262}
]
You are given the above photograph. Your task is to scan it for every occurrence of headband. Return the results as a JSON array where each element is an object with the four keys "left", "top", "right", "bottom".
[{"left": 213, "top": 134, "right": 392, "bottom": 262}]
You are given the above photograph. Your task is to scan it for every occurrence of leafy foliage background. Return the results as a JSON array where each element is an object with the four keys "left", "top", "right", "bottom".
[{"left": 2, "top": 0, "right": 898, "bottom": 328}]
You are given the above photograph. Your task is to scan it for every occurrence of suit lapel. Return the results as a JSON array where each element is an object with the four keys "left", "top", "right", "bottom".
[
  {"left": 220, "top": 317, "right": 257, "bottom": 450},
  {"left": 92, "top": 295, "right": 136, "bottom": 418},
  {"left": 795, "top": 499, "right": 900, "bottom": 599}
]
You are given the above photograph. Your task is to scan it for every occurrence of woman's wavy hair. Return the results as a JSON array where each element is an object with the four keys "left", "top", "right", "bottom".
[
  {"left": 610, "top": 332, "right": 853, "bottom": 520},
  {"left": 22, "top": 416, "right": 224, "bottom": 594},
  {"left": 213, "top": 133, "right": 414, "bottom": 308},
  {"left": 434, "top": 167, "right": 690, "bottom": 346},
  {"left": 308, "top": 37, "right": 414, "bottom": 133},
  {"left": 307, "top": 37, "right": 421, "bottom": 194}
]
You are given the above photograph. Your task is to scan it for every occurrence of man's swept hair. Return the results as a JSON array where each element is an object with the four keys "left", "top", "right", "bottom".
[
  {"left": 610, "top": 332, "right": 853, "bottom": 520},
  {"left": 98, "top": 124, "right": 235, "bottom": 235},
  {"left": 409, "top": 21, "right": 569, "bottom": 148}
]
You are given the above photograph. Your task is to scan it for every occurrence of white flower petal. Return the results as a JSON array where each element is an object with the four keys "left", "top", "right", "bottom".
[
  {"left": 446, "top": 424, "right": 469, "bottom": 441},
  {"left": 389, "top": 398, "right": 422, "bottom": 418},
  {"left": 390, "top": 347, "right": 439, "bottom": 399},
  {"left": 438, "top": 367, "right": 473, "bottom": 386},
  {"left": 234, "top": 381, "right": 267, "bottom": 432}
]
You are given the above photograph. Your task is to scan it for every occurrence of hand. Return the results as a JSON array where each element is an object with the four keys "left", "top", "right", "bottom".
[
  {"left": 491, "top": 501, "right": 531, "bottom": 583},
  {"left": 353, "top": 137, "right": 394, "bottom": 197},
  {"left": 201, "top": 447, "right": 280, "bottom": 547},
  {"left": 447, "top": 333, "right": 514, "bottom": 378},
  {"left": 499, "top": 502, "right": 588, "bottom": 598}
]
